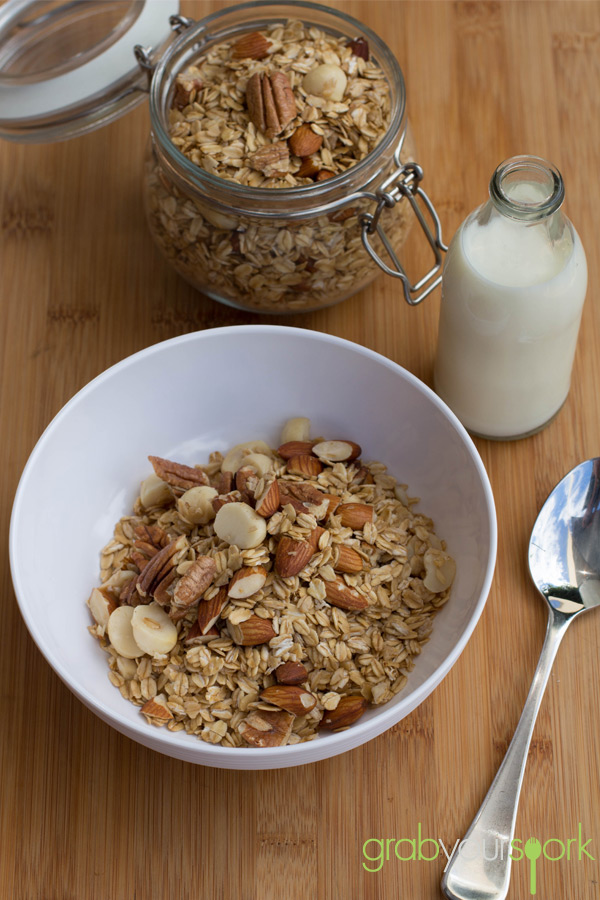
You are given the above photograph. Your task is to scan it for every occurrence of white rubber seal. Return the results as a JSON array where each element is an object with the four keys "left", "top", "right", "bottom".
[{"left": 0, "top": 0, "right": 172, "bottom": 121}]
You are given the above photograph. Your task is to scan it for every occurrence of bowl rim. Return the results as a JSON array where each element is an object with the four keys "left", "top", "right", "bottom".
[{"left": 9, "top": 325, "right": 497, "bottom": 763}]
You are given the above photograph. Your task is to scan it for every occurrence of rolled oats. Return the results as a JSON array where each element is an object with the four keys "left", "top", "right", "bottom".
[
  {"left": 89, "top": 422, "right": 455, "bottom": 748},
  {"left": 144, "top": 19, "right": 414, "bottom": 312}
]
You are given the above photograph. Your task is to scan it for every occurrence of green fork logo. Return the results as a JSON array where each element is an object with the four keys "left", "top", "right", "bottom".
[
  {"left": 524, "top": 838, "right": 542, "bottom": 894},
  {"left": 510, "top": 825, "right": 595, "bottom": 896}
]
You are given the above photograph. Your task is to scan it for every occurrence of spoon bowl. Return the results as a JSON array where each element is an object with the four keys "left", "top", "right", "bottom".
[{"left": 442, "top": 458, "right": 600, "bottom": 900}]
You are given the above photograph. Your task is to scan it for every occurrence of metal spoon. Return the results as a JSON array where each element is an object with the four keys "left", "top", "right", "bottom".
[{"left": 442, "top": 457, "right": 600, "bottom": 900}]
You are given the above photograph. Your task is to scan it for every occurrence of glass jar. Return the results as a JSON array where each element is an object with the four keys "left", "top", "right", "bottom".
[
  {"left": 0, "top": 0, "right": 446, "bottom": 314},
  {"left": 434, "top": 156, "right": 588, "bottom": 439}
]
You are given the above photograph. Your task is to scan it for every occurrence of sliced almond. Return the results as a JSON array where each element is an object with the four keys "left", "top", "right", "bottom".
[
  {"left": 260, "top": 684, "right": 317, "bottom": 715},
  {"left": 275, "top": 661, "right": 308, "bottom": 685},
  {"left": 232, "top": 30, "right": 272, "bottom": 60},
  {"left": 214, "top": 501, "right": 268, "bottom": 549},
  {"left": 323, "top": 493, "right": 341, "bottom": 518},
  {"left": 280, "top": 417, "right": 311, "bottom": 443},
  {"left": 320, "top": 695, "right": 368, "bottom": 729},
  {"left": 288, "top": 124, "right": 323, "bottom": 157},
  {"left": 107, "top": 606, "right": 143, "bottom": 659},
  {"left": 351, "top": 465, "right": 375, "bottom": 485},
  {"left": 312, "top": 440, "right": 361, "bottom": 462},
  {"left": 170, "top": 555, "right": 217, "bottom": 620},
  {"left": 242, "top": 452, "right": 273, "bottom": 476},
  {"left": 132, "top": 601, "right": 178, "bottom": 655},
  {"left": 254, "top": 478, "right": 280, "bottom": 518},
  {"left": 140, "top": 473, "right": 173, "bottom": 508},
  {"left": 87, "top": 586, "right": 117, "bottom": 629},
  {"left": 274, "top": 535, "right": 316, "bottom": 578},
  {"left": 423, "top": 548, "right": 456, "bottom": 593},
  {"left": 238, "top": 709, "right": 293, "bottom": 747},
  {"left": 177, "top": 485, "right": 218, "bottom": 525},
  {"left": 185, "top": 621, "right": 220, "bottom": 645},
  {"left": 286, "top": 454, "right": 323, "bottom": 478},
  {"left": 228, "top": 565, "right": 268, "bottom": 599},
  {"left": 277, "top": 440, "right": 315, "bottom": 459},
  {"left": 333, "top": 545, "right": 364, "bottom": 575},
  {"left": 337, "top": 502, "right": 373, "bottom": 530},
  {"left": 324, "top": 576, "right": 368, "bottom": 611},
  {"left": 140, "top": 693, "right": 173, "bottom": 723},
  {"left": 227, "top": 614, "right": 276, "bottom": 646},
  {"left": 197, "top": 586, "right": 228, "bottom": 635}
]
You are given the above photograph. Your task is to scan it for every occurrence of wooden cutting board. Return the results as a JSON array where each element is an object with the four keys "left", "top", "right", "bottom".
[{"left": 1, "top": 2, "right": 599, "bottom": 897}]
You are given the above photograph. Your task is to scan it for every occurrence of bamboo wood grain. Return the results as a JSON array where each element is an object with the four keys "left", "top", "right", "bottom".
[{"left": 1, "top": 2, "right": 599, "bottom": 898}]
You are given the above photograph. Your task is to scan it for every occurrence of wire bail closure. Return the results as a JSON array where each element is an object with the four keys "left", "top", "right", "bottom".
[{"left": 360, "top": 157, "right": 447, "bottom": 305}]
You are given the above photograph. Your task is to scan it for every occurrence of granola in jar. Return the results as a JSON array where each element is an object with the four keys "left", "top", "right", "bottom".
[{"left": 144, "top": 9, "right": 416, "bottom": 312}]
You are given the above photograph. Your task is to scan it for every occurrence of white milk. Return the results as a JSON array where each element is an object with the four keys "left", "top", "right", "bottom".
[{"left": 434, "top": 197, "right": 587, "bottom": 439}]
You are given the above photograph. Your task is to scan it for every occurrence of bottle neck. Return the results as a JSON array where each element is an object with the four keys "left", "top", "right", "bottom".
[{"left": 488, "top": 155, "right": 565, "bottom": 223}]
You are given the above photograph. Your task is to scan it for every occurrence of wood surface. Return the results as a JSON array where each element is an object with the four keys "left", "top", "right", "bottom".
[{"left": 1, "top": 1, "right": 599, "bottom": 897}]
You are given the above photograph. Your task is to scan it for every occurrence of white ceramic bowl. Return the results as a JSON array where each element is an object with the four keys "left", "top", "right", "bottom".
[{"left": 10, "top": 326, "right": 496, "bottom": 769}]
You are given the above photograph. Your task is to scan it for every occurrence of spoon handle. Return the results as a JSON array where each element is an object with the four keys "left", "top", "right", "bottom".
[{"left": 441, "top": 607, "right": 570, "bottom": 900}]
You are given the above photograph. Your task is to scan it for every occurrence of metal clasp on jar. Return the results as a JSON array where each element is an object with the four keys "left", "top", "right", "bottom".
[{"left": 359, "top": 148, "right": 448, "bottom": 306}]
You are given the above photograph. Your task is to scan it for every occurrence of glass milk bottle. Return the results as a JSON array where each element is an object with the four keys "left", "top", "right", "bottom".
[{"left": 434, "top": 156, "right": 587, "bottom": 439}]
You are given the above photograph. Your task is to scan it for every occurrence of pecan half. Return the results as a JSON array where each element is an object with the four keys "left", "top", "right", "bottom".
[
  {"left": 248, "top": 141, "right": 290, "bottom": 176},
  {"left": 170, "top": 556, "right": 217, "bottom": 621},
  {"left": 148, "top": 456, "right": 209, "bottom": 494},
  {"left": 278, "top": 481, "right": 329, "bottom": 519},
  {"left": 246, "top": 71, "right": 296, "bottom": 138}
]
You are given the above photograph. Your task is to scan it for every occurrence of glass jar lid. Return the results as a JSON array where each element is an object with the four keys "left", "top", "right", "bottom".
[{"left": 0, "top": 0, "right": 178, "bottom": 142}]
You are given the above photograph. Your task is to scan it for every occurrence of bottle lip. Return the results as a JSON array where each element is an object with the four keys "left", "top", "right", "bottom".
[
  {"left": 489, "top": 155, "right": 565, "bottom": 221},
  {"left": 149, "top": 0, "right": 406, "bottom": 211}
]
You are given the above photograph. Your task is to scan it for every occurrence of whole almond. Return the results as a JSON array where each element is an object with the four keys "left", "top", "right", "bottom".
[
  {"left": 260, "top": 685, "right": 317, "bottom": 715},
  {"left": 337, "top": 502, "right": 374, "bottom": 530},
  {"left": 315, "top": 169, "right": 335, "bottom": 181},
  {"left": 320, "top": 695, "right": 368, "bottom": 729},
  {"left": 333, "top": 545, "right": 364, "bottom": 575},
  {"left": 286, "top": 454, "right": 323, "bottom": 478},
  {"left": 277, "top": 440, "right": 315, "bottom": 459},
  {"left": 324, "top": 576, "right": 368, "bottom": 611},
  {"left": 197, "top": 586, "right": 228, "bottom": 634},
  {"left": 275, "top": 661, "right": 308, "bottom": 685},
  {"left": 232, "top": 31, "right": 272, "bottom": 60},
  {"left": 274, "top": 535, "right": 316, "bottom": 577},
  {"left": 227, "top": 614, "right": 276, "bottom": 646},
  {"left": 288, "top": 124, "right": 323, "bottom": 157}
]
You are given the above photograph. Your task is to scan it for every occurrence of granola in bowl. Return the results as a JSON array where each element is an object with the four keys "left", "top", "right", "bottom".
[
  {"left": 88, "top": 418, "right": 456, "bottom": 749},
  {"left": 144, "top": 12, "right": 415, "bottom": 312}
]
